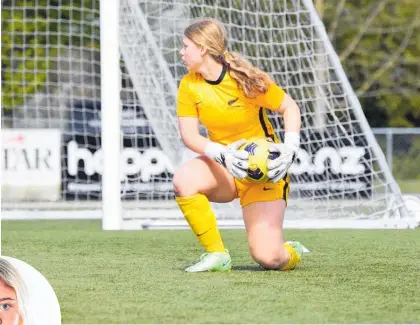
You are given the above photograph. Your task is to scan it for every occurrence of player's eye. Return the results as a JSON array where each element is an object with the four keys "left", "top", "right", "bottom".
[{"left": 0, "top": 303, "right": 12, "bottom": 310}]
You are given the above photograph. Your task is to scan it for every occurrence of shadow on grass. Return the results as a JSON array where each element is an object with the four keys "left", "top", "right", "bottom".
[
  {"left": 173, "top": 264, "right": 265, "bottom": 272},
  {"left": 232, "top": 264, "right": 265, "bottom": 271}
]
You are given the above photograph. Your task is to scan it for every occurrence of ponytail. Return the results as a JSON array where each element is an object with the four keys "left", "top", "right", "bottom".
[{"left": 220, "top": 51, "right": 272, "bottom": 98}]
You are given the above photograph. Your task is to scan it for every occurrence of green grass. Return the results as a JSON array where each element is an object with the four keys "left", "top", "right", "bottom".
[{"left": 2, "top": 220, "right": 420, "bottom": 324}]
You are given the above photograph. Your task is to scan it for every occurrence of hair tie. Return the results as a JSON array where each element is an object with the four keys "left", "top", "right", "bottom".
[{"left": 216, "top": 51, "right": 230, "bottom": 68}]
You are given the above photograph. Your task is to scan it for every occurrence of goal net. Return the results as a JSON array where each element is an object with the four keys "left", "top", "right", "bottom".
[{"left": 1, "top": 0, "right": 418, "bottom": 229}]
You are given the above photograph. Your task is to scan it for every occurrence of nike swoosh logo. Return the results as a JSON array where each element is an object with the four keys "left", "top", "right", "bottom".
[
  {"left": 263, "top": 187, "right": 274, "bottom": 191},
  {"left": 195, "top": 101, "right": 203, "bottom": 105},
  {"left": 197, "top": 228, "right": 212, "bottom": 237},
  {"left": 227, "top": 97, "right": 239, "bottom": 106}
]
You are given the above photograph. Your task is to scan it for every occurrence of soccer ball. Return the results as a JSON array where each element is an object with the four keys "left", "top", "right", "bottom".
[{"left": 238, "top": 137, "right": 280, "bottom": 184}]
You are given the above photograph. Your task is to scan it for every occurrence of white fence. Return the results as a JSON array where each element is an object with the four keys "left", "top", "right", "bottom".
[{"left": 373, "top": 128, "right": 420, "bottom": 193}]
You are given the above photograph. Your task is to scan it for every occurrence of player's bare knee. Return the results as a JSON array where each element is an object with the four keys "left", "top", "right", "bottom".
[
  {"left": 173, "top": 159, "right": 211, "bottom": 196},
  {"left": 255, "top": 256, "right": 282, "bottom": 270},
  {"left": 172, "top": 167, "right": 197, "bottom": 197},
  {"left": 251, "top": 250, "right": 289, "bottom": 270}
]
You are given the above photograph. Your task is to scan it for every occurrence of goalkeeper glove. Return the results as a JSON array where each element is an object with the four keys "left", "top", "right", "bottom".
[
  {"left": 204, "top": 139, "right": 249, "bottom": 179},
  {"left": 267, "top": 132, "right": 300, "bottom": 183}
]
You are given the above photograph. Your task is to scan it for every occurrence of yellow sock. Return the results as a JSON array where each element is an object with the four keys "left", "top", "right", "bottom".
[
  {"left": 281, "top": 243, "right": 301, "bottom": 270},
  {"left": 175, "top": 194, "right": 226, "bottom": 253}
]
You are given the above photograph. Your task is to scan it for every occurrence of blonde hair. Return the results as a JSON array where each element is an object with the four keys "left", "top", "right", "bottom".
[
  {"left": 184, "top": 18, "right": 272, "bottom": 98},
  {"left": 0, "top": 257, "right": 28, "bottom": 324}
]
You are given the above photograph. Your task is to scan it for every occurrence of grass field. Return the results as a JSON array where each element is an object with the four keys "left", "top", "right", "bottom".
[{"left": 2, "top": 220, "right": 420, "bottom": 324}]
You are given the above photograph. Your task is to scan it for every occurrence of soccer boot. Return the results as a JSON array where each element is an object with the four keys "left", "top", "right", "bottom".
[
  {"left": 285, "top": 240, "right": 304, "bottom": 258},
  {"left": 185, "top": 250, "right": 232, "bottom": 272},
  {"left": 286, "top": 240, "right": 310, "bottom": 255}
]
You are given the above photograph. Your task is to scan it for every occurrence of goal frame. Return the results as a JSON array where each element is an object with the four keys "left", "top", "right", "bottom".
[{"left": 98, "top": 0, "right": 417, "bottom": 230}]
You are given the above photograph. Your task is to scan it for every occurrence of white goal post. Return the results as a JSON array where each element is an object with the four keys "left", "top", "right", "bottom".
[
  {"left": 1, "top": 0, "right": 419, "bottom": 229},
  {"left": 101, "top": 0, "right": 122, "bottom": 230}
]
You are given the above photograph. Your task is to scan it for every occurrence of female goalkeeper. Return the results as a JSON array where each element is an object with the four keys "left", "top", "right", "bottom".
[{"left": 174, "top": 18, "right": 304, "bottom": 272}]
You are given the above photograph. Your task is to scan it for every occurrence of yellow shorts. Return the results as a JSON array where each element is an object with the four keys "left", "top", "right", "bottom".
[{"left": 234, "top": 174, "right": 291, "bottom": 208}]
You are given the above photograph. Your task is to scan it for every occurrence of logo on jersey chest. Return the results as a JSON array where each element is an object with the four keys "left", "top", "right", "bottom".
[
  {"left": 227, "top": 97, "right": 239, "bottom": 106},
  {"left": 196, "top": 97, "right": 243, "bottom": 111}
]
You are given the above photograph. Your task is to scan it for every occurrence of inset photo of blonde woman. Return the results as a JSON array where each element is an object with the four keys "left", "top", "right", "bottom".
[{"left": 0, "top": 256, "right": 61, "bottom": 325}]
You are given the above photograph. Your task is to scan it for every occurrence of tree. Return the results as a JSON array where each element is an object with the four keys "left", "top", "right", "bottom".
[
  {"left": 1, "top": 0, "right": 99, "bottom": 111},
  {"left": 319, "top": 0, "right": 420, "bottom": 127}
]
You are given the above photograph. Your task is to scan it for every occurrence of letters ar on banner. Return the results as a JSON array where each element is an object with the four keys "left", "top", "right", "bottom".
[{"left": 1, "top": 129, "right": 62, "bottom": 201}]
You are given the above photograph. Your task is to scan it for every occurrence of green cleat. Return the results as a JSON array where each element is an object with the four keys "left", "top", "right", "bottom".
[
  {"left": 185, "top": 250, "right": 232, "bottom": 272},
  {"left": 285, "top": 240, "right": 308, "bottom": 259}
]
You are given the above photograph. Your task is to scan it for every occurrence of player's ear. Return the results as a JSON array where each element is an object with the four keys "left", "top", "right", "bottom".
[{"left": 200, "top": 46, "right": 207, "bottom": 56}]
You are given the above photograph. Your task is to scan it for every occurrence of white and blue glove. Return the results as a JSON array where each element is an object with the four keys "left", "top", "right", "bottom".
[
  {"left": 267, "top": 132, "right": 300, "bottom": 183},
  {"left": 204, "top": 139, "right": 249, "bottom": 179}
]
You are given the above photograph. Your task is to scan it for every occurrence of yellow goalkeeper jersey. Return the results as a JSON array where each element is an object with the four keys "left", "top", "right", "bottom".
[{"left": 176, "top": 65, "right": 285, "bottom": 145}]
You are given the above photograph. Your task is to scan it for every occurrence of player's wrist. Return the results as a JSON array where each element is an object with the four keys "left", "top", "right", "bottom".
[
  {"left": 284, "top": 132, "right": 300, "bottom": 150},
  {"left": 204, "top": 141, "right": 226, "bottom": 161}
]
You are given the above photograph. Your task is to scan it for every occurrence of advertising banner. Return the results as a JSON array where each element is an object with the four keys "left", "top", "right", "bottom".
[
  {"left": 63, "top": 100, "right": 174, "bottom": 200},
  {"left": 2, "top": 129, "right": 62, "bottom": 201}
]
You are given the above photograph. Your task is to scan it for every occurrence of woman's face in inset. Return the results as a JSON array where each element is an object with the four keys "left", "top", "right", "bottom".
[{"left": 0, "top": 279, "right": 21, "bottom": 325}]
